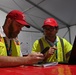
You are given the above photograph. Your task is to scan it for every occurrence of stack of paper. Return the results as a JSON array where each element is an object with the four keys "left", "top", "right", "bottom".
[{"left": 33, "top": 62, "right": 58, "bottom": 67}]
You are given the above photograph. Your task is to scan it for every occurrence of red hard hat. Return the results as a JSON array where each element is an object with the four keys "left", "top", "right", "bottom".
[{"left": 42, "top": 18, "right": 58, "bottom": 28}]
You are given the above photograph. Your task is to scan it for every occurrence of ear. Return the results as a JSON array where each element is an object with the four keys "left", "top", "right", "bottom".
[
  {"left": 6, "top": 18, "right": 12, "bottom": 25},
  {"left": 56, "top": 29, "right": 58, "bottom": 33}
]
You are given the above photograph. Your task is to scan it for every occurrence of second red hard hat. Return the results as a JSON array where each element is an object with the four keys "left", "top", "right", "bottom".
[{"left": 42, "top": 18, "right": 58, "bottom": 27}]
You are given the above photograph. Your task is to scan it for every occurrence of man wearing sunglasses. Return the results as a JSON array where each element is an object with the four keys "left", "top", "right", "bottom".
[{"left": 32, "top": 18, "right": 72, "bottom": 63}]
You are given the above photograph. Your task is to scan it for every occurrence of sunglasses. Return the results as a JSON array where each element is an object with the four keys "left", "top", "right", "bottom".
[{"left": 43, "top": 26, "right": 58, "bottom": 32}]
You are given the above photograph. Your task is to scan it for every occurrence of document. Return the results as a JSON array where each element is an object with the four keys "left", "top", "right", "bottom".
[{"left": 33, "top": 62, "right": 58, "bottom": 67}]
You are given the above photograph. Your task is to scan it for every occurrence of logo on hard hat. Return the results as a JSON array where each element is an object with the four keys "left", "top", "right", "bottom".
[
  {"left": 46, "top": 19, "right": 51, "bottom": 23},
  {"left": 22, "top": 14, "right": 25, "bottom": 20}
]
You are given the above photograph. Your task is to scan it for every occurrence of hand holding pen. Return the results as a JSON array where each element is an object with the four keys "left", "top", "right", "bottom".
[{"left": 44, "top": 46, "right": 57, "bottom": 58}]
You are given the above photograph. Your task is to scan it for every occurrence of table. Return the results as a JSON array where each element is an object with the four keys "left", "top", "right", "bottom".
[{"left": 0, "top": 64, "right": 76, "bottom": 75}]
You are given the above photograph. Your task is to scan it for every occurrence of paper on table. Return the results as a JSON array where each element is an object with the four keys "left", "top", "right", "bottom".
[{"left": 33, "top": 62, "right": 58, "bottom": 67}]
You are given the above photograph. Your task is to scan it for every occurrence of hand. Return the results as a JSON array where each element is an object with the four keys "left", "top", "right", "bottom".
[
  {"left": 44, "top": 46, "right": 57, "bottom": 59},
  {"left": 25, "top": 52, "right": 44, "bottom": 65},
  {"left": 48, "top": 46, "right": 57, "bottom": 55}
]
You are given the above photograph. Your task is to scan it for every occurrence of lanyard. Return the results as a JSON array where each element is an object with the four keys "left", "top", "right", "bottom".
[{"left": 8, "top": 40, "right": 12, "bottom": 56}]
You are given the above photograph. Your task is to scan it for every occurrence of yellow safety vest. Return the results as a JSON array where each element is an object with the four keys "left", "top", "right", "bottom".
[
  {"left": 32, "top": 36, "right": 72, "bottom": 62},
  {"left": 0, "top": 37, "right": 21, "bottom": 56}
]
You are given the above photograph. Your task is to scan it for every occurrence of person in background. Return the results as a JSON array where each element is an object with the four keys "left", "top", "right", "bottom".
[
  {"left": 32, "top": 18, "right": 72, "bottom": 63},
  {"left": 0, "top": 10, "right": 44, "bottom": 67}
]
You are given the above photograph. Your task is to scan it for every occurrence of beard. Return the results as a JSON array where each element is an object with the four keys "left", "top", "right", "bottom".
[{"left": 8, "top": 23, "right": 19, "bottom": 39}]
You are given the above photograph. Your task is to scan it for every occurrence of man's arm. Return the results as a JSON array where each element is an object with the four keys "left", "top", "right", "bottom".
[{"left": 0, "top": 53, "right": 44, "bottom": 67}]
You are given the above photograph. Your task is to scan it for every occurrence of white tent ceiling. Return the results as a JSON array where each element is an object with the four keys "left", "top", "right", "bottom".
[{"left": 0, "top": 0, "right": 76, "bottom": 32}]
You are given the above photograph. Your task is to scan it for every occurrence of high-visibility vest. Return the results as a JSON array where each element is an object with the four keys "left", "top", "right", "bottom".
[
  {"left": 32, "top": 36, "right": 72, "bottom": 62},
  {"left": 0, "top": 37, "right": 21, "bottom": 56}
]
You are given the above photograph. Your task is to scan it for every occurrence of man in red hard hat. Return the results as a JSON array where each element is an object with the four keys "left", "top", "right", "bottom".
[
  {"left": 32, "top": 18, "right": 72, "bottom": 63},
  {"left": 0, "top": 10, "right": 44, "bottom": 67}
]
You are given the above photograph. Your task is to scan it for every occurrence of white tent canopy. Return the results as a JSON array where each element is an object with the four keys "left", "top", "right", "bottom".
[{"left": 0, "top": 0, "right": 76, "bottom": 29}]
